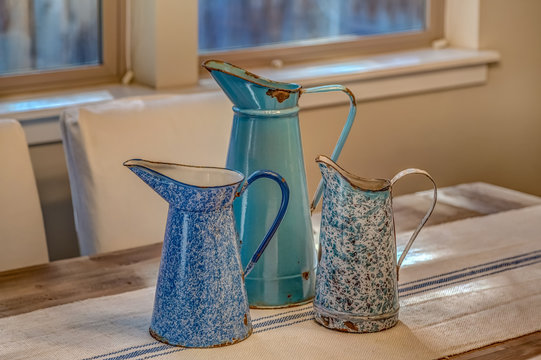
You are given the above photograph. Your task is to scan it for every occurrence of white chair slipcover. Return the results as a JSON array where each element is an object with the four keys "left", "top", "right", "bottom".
[
  {"left": 0, "top": 119, "right": 49, "bottom": 271},
  {"left": 60, "top": 93, "right": 233, "bottom": 255}
]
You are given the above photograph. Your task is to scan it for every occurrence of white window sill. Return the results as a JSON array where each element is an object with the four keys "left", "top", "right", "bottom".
[
  {"left": 0, "top": 47, "right": 499, "bottom": 145},
  {"left": 199, "top": 47, "right": 499, "bottom": 108}
]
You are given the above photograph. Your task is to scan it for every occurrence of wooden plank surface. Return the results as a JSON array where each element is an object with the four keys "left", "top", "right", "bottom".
[
  {"left": 0, "top": 242, "right": 162, "bottom": 318},
  {"left": 0, "top": 182, "right": 540, "bottom": 359},
  {"left": 445, "top": 331, "right": 541, "bottom": 360}
]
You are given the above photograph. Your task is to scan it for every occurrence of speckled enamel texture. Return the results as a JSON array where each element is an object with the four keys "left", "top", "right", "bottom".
[
  {"left": 313, "top": 156, "right": 437, "bottom": 333},
  {"left": 124, "top": 159, "right": 289, "bottom": 347}
]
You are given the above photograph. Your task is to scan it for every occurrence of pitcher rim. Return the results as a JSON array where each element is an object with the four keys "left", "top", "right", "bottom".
[
  {"left": 315, "top": 155, "right": 391, "bottom": 192},
  {"left": 202, "top": 59, "right": 302, "bottom": 93},
  {"left": 123, "top": 159, "right": 245, "bottom": 189}
]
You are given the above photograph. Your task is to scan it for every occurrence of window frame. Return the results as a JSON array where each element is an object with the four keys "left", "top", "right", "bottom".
[
  {"left": 199, "top": 0, "right": 444, "bottom": 70},
  {"left": 0, "top": 0, "right": 125, "bottom": 97}
]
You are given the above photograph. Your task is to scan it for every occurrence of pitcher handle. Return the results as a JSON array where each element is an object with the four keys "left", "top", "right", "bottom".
[
  {"left": 391, "top": 169, "right": 437, "bottom": 277},
  {"left": 304, "top": 85, "right": 357, "bottom": 213},
  {"left": 236, "top": 170, "right": 290, "bottom": 276}
]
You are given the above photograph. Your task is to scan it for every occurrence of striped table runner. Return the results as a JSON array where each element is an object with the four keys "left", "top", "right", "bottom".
[{"left": 1, "top": 206, "right": 540, "bottom": 360}]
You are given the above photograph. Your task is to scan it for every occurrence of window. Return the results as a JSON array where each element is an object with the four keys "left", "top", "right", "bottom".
[
  {"left": 199, "top": 0, "right": 443, "bottom": 68},
  {"left": 0, "top": 0, "right": 124, "bottom": 96},
  {"left": 0, "top": 1, "right": 446, "bottom": 97}
]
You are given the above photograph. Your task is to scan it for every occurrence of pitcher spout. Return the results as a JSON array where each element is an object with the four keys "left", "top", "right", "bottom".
[
  {"left": 202, "top": 60, "right": 301, "bottom": 110},
  {"left": 123, "top": 159, "right": 244, "bottom": 210},
  {"left": 123, "top": 159, "right": 176, "bottom": 202},
  {"left": 316, "top": 155, "right": 390, "bottom": 192}
]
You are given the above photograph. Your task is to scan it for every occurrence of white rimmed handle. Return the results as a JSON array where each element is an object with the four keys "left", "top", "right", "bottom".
[{"left": 391, "top": 169, "right": 437, "bottom": 277}]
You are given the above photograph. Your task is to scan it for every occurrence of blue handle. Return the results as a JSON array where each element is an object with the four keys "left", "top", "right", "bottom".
[
  {"left": 237, "top": 170, "right": 289, "bottom": 276},
  {"left": 304, "top": 85, "right": 357, "bottom": 213}
]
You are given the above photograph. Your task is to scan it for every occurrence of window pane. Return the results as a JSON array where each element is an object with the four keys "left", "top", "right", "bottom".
[
  {"left": 199, "top": 0, "right": 426, "bottom": 53},
  {"left": 0, "top": 0, "right": 101, "bottom": 76}
]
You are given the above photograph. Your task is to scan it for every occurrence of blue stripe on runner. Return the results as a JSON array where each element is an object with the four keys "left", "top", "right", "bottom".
[
  {"left": 254, "top": 316, "right": 314, "bottom": 334},
  {"left": 103, "top": 345, "right": 171, "bottom": 360},
  {"left": 399, "top": 249, "right": 541, "bottom": 287},
  {"left": 401, "top": 258, "right": 541, "bottom": 298},
  {"left": 133, "top": 317, "right": 317, "bottom": 360},
  {"left": 252, "top": 304, "right": 312, "bottom": 323},
  {"left": 399, "top": 254, "right": 541, "bottom": 294},
  {"left": 253, "top": 310, "right": 314, "bottom": 329},
  {"left": 81, "top": 343, "right": 157, "bottom": 360}
]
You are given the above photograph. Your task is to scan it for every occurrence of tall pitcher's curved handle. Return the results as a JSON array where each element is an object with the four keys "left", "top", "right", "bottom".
[
  {"left": 303, "top": 85, "right": 357, "bottom": 213},
  {"left": 391, "top": 169, "right": 437, "bottom": 278},
  {"left": 237, "top": 170, "right": 290, "bottom": 276}
]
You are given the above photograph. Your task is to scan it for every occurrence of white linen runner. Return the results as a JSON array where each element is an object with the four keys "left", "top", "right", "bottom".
[{"left": 1, "top": 206, "right": 540, "bottom": 360}]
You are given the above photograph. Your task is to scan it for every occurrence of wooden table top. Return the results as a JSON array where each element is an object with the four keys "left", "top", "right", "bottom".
[{"left": 1, "top": 182, "right": 540, "bottom": 359}]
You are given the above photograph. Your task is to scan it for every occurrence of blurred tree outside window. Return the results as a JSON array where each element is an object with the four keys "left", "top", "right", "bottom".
[
  {"left": 0, "top": 0, "right": 100, "bottom": 77},
  {"left": 199, "top": 0, "right": 426, "bottom": 53}
]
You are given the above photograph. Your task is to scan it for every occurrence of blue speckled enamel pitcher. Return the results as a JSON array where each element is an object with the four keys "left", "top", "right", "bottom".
[
  {"left": 124, "top": 159, "right": 289, "bottom": 347},
  {"left": 203, "top": 60, "right": 356, "bottom": 308},
  {"left": 314, "top": 155, "right": 437, "bottom": 333}
]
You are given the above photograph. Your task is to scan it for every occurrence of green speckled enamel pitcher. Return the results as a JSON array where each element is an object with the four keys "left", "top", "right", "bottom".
[
  {"left": 203, "top": 60, "right": 356, "bottom": 308},
  {"left": 314, "top": 155, "right": 437, "bottom": 332}
]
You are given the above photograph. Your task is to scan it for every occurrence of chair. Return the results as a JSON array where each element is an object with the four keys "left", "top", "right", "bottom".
[
  {"left": 0, "top": 119, "right": 49, "bottom": 271},
  {"left": 60, "top": 93, "right": 233, "bottom": 255}
]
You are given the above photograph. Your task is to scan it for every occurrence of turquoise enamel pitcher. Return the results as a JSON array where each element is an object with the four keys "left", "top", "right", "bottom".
[{"left": 203, "top": 60, "right": 356, "bottom": 307}]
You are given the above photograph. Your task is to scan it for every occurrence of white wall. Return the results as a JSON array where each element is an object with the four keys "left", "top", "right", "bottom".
[{"left": 301, "top": 0, "right": 541, "bottom": 197}]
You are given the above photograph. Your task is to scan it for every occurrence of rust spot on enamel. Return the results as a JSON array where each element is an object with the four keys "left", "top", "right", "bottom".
[
  {"left": 266, "top": 89, "right": 291, "bottom": 103},
  {"left": 244, "top": 314, "right": 248, "bottom": 326},
  {"left": 321, "top": 316, "right": 330, "bottom": 326},
  {"left": 208, "top": 338, "right": 240, "bottom": 348},
  {"left": 287, "top": 294, "right": 292, "bottom": 298},
  {"left": 149, "top": 328, "right": 169, "bottom": 345},
  {"left": 244, "top": 69, "right": 261, "bottom": 79},
  {"left": 150, "top": 327, "right": 250, "bottom": 348},
  {"left": 344, "top": 321, "right": 358, "bottom": 331},
  {"left": 344, "top": 87, "right": 356, "bottom": 102},
  {"left": 302, "top": 271, "right": 310, "bottom": 280}
]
